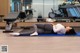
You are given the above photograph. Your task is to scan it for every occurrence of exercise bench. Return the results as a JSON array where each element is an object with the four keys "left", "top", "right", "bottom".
[{"left": 3, "top": 12, "right": 19, "bottom": 33}]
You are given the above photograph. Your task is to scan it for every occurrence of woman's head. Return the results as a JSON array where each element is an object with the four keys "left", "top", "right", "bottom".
[{"left": 65, "top": 26, "right": 76, "bottom": 35}]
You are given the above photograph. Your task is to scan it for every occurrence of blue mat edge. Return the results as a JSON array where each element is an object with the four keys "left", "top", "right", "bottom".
[{"left": 19, "top": 32, "right": 80, "bottom": 36}]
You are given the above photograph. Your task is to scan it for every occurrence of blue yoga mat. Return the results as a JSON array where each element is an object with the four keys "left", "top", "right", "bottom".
[
  {"left": 38, "top": 32, "right": 80, "bottom": 36},
  {"left": 19, "top": 32, "right": 80, "bottom": 36}
]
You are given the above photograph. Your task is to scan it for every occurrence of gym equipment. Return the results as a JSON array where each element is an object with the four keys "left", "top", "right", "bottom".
[
  {"left": 25, "top": 9, "right": 33, "bottom": 19},
  {"left": 3, "top": 12, "right": 19, "bottom": 33},
  {"left": 16, "top": 32, "right": 80, "bottom": 36},
  {"left": 18, "top": 11, "right": 26, "bottom": 22},
  {"left": 37, "top": 14, "right": 46, "bottom": 22},
  {"left": 48, "top": 8, "right": 55, "bottom": 18},
  {"left": 48, "top": 8, "right": 62, "bottom": 18},
  {"left": 59, "top": 4, "right": 80, "bottom": 22},
  {"left": 48, "top": 8, "right": 70, "bottom": 22},
  {"left": 25, "top": 9, "right": 33, "bottom": 15}
]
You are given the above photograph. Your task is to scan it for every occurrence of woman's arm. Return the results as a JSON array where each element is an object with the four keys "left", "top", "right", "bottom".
[
  {"left": 53, "top": 24, "right": 65, "bottom": 33},
  {"left": 53, "top": 25, "right": 62, "bottom": 33}
]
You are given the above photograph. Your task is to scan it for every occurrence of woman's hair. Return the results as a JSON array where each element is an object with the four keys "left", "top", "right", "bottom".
[{"left": 66, "top": 28, "right": 76, "bottom": 35}]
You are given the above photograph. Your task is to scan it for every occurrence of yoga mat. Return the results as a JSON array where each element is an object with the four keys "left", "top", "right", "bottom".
[
  {"left": 19, "top": 28, "right": 80, "bottom": 36},
  {"left": 19, "top": 32, "right": 80, "bottom": 36}
]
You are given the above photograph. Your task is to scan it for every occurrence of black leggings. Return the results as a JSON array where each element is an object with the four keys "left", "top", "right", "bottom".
[
  {"left": 33, "top": 24, "right": 55, "bottom": 34},
  {"left": 19, "top": 24, "right": 56, "bottom": 36}
]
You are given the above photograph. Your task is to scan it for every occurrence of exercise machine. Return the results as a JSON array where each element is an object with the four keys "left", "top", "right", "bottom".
[
  {"left": 25, "top": 9, "right": 33, "bottom": 19},
  {"left": 59, "top": 4, "right": 80, "bottom": 22},
  {"left": 37, "top": 14, "right": 46, "bottom": 22},
  {"left": 48, "top": 8, "right": 62, "bottom": 18},
  {"left": 3, "top": 12, "right": 19, "bottom": 33},
  {"left": 18, "top": 11, "right": 26, "bottom": 22},
  {"left": 48, "top": 8, "right": 70, "bottom": 22}
]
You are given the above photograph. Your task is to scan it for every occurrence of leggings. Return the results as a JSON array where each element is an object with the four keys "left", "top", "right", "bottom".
[
  {"left": 33, "top": 24, "right": 55, "bottom": 34},
  {"left": 19, "top": 24, "right": 56, "bottom": 36}
]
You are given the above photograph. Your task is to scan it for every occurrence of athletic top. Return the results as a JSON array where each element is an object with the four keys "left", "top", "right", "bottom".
[{"left": 53, "top": 23, "right": 66, "bottom": 34}]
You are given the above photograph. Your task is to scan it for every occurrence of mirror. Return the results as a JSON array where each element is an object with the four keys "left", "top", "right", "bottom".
[{"left": 9, "top": 0, "right": 80, "bottom": 22}]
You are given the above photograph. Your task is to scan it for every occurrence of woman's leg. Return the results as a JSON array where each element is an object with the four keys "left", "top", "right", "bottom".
[
  {"left": 9, "top": 24, "right": 54, "bottom": 36},
  {"left": 9, "top": 24, "right": 38, "bottom": 36},
  {"left": 9, "top": 24, "right": 44, "bottom": 36},
  {"left": 32, "top": 24, "right": 54, "bottom": 34},
  {"left": 30, "top": 24, "right": 45, "bottom": 36},
  {"left": 44, "top": 24, "right": 53, "bottom": 33},
  {"left": 30, "top": 24, "right": 38, "bottom": 36}
]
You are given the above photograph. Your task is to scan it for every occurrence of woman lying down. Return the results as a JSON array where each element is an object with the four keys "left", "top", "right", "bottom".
[{"left": 9, "top": 23, "right": 76, "bottom": 36}]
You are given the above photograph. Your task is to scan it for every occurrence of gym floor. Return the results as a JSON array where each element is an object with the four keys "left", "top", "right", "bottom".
[
  {"left": 0, "top": 16, "right": 80, "bottom": 53},
  {"left": 0, "top": 28, "right": 80, "bottom": 53}
]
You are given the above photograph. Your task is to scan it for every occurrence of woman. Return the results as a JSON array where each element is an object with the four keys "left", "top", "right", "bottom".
[{"left": 9, "top": 23, "right": 76, "bottom": 36}]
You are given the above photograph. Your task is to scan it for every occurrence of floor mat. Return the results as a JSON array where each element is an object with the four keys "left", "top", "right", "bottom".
[{"left": 19, "top": 27, "right": 80, "bottom": 36}]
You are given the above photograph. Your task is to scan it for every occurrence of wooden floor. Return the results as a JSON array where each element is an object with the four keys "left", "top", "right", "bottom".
[{"left": 0, "top": 29, "right": 80, "bottom": 53}]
